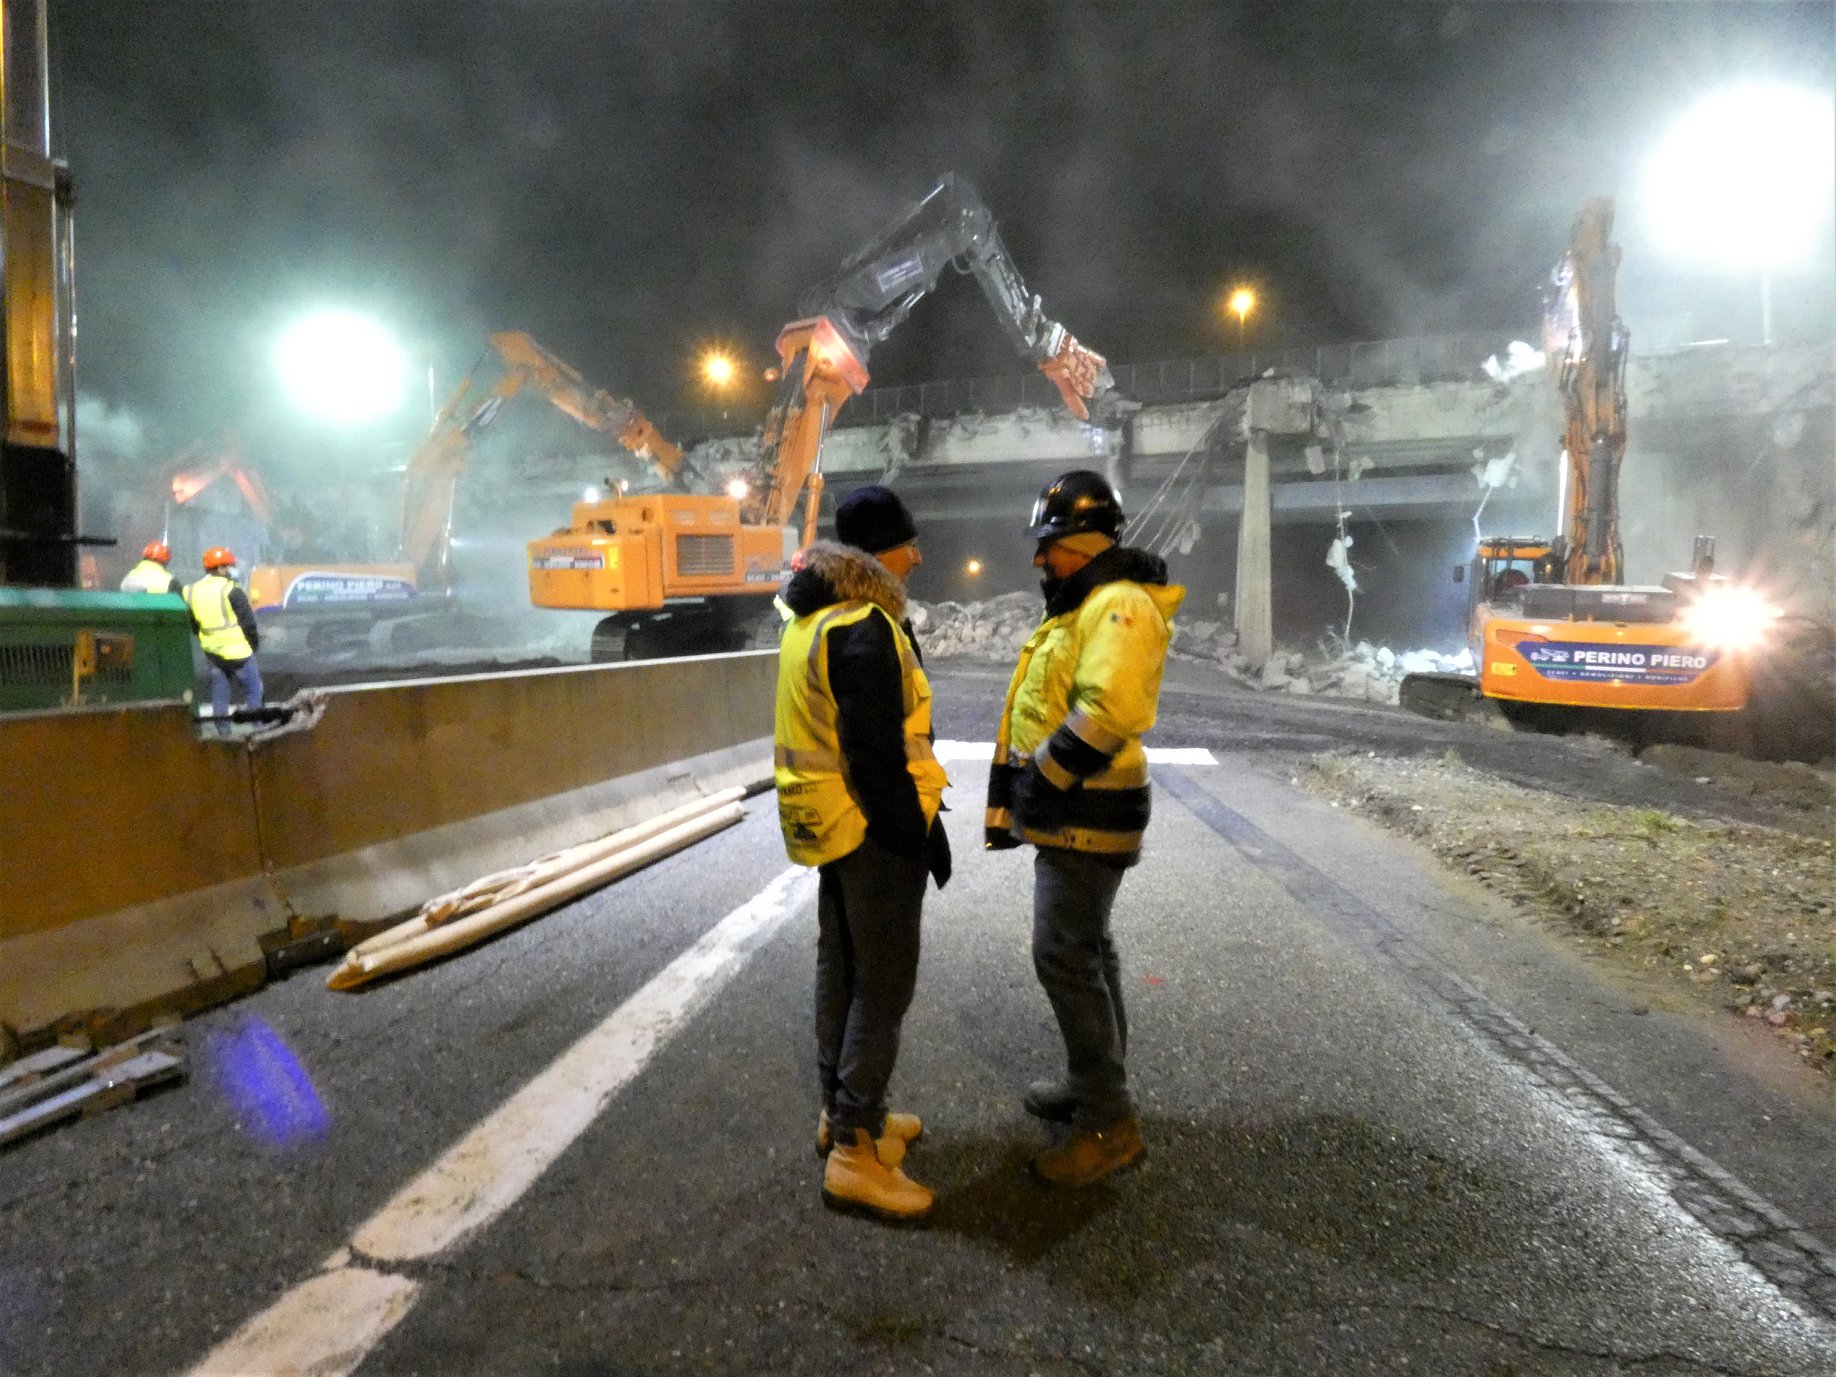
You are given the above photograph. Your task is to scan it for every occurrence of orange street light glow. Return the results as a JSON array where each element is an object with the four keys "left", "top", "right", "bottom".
[
  {"left": 1228, "top": 287, "right": 1256, "bottom": 323},
  {"left": 702, "top": 351, "right": 736, "bottom": 389},
  {"left": 965, "top": 558, "right": 983, "bottom": 575}
]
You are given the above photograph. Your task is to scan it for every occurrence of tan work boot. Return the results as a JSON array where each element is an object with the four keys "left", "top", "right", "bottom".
[
  {"left": 1032, "top": 1115, "right": 1145, "bottom": 1187},
  {"left": 822, "top": 1127, "right": 935, "bottom": 1222},
  {"left": 815, "top": 1108, "right": 923, "bottom": 1157}
]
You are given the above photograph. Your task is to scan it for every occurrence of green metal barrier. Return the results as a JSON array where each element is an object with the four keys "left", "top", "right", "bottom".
[{"left": 0, "top": 588, "right": 195, "bottom": 712}]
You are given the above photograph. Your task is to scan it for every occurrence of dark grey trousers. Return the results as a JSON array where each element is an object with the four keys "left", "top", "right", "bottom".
[
  {"left": 815, "top": 833, "right": 928, "bottom": 1142},
  {"left": 1032, "top": 846, "right": 1132, "bottom": 1127}
]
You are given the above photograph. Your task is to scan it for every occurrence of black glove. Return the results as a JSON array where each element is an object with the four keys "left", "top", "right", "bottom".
[
  {"left": 1015, "top": 762, "right": 1071, "bottom": 833},
  {"left": 926, "top": 814, "right": 953, "bottom": 889},
  {"left": 984, "top": 761, "right": 1023, "bottom": 850},
  {"left": 867, "top": 813, "right": 929, "bottom": 862}
]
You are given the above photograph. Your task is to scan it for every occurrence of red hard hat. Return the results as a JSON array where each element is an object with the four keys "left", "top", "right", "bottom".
[
  {"left": 202, "top": 546, "right": 237, "bottom": 570},
  {"left": 142, "top": 540, "right": 172, "bottom": 563}
]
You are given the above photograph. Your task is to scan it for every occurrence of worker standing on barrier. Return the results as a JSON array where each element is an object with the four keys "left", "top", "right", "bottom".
[
  {"left": 184, "top": 546, "right": 264, "bottom": 730},
  {"left": 985, "top": 470, "right": 1183, "bottom": 1187},
  {"left": 775, "top": 484, "right": 950, "bottom": 1223},
  {"left": 120, "top": 540, "right": 181, "bottom": 594}
]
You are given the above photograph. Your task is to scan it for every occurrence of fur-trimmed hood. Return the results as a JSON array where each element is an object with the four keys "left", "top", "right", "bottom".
[{"left": 780, "top": 540, "right": 908, "bottom": 621}]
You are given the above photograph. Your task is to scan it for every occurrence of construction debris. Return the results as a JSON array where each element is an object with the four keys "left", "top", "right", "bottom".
[
  {"left": 910, "top": 593, "right": 1039, "bottom": 661},
  {"left": 0, "top": 1028, "right": 187, "bottom": 1149},
  {"left": 912, "top": 596, "right": 1466, "bottom": 707}
]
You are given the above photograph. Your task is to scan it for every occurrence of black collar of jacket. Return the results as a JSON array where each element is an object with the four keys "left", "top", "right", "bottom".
[
  {"left": 1044, "top": 544, "right": 1170, "bottom": 618},
  {"left": 781, "top": 540, "right": 908, "bottom": 621}
]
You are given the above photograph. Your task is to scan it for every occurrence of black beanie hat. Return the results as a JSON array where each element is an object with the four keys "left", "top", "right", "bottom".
[{"left": 834, "top": 484, "right": 918, "bottom": 555}]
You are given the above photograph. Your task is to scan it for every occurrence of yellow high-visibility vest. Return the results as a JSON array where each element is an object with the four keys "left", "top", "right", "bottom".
[
  {"left": 775, "top": 599, "right": 946, "bottom": 867},
  {"left": 184, "top": 573, "right": 253, "bottom": 661},
  {"left": 120, "top": 560, "right": 176, "bottom": 594}
]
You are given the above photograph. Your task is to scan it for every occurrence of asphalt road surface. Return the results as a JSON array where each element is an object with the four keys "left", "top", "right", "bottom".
[{"left": 3, "top": 669, "right": 1832, "bottom": 1376}]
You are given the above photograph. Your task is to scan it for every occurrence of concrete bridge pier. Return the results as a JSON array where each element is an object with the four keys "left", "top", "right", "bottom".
[{"left": 1235, "top": 428, "right": 1273, "bottom": 666}]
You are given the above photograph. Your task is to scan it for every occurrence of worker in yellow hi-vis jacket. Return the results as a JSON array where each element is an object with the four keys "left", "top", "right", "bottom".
[
  {"left": 985, "top": 470, "right": 1183, "bottom": 1189},
  {"left": 775, "top": 484, "right": 949, "bottom": 1224},
  {"left": 183, "top": 546, "right": 263, "bottom": 731}
]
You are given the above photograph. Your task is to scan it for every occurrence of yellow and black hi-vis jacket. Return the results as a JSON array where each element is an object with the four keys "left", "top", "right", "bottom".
[
  {"left": 183, "top": 572, "right": 259, "bottom": 664},
  {"left": 775, "top": 541, "right": 950, "bottom": 878},
  {"left": 985, "top": 545, "right": 1183, "bottom": 864}
]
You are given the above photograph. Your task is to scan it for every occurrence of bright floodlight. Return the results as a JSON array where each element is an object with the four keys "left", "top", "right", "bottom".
[
  {"left": 1227, "top": 287, "right": 1256, "bottom": 322},
  {"left": 1680, "top": 583, "right": 1779, "bottom": 651},
  {"left": 1645, "top": 85, "right": 1836, "bottom": 266},
  {"left": 275, "top": 310, "right": 408, "bottom": 425},
  {"left": 725, "top": 476, "right": 750, "bottom": 500}
]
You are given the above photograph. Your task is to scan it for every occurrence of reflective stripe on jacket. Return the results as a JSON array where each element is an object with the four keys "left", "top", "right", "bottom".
[
  {"left": 121, "top": 560, "right": 178, "bottom": 594},
  {"left": 184, "top": 573, "right": 254, "bottom": 661},
  {"left": 776, "top": 599, "right": 947, "bottom": 867},
  {"left": 987, "top": 575, "right": 1183, "bottom": 860}
]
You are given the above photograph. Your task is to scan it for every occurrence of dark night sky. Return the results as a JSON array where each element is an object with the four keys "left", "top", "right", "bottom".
[{"left": 47, "top": 0, "right": 1836, "bottom": 467}]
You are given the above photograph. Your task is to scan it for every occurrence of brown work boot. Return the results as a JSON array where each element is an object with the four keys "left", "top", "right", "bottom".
[
  {"left": 1032, "top": 1116, "right": 1145, "bottom": 1187},
  {"left": 1021, "top": 1079, "right": 1077, "bottom": 1123},
  {"left": 822, "top": 1128, "right": 934, "bottom": 1222},
  {"left": 815, "top": 1108, "right": 923, "bottom": 1157}
]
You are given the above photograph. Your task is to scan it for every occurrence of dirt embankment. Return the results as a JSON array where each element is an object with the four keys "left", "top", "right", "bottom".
[{"left": 1300, "top": 749, "right": 1836, "bottom": 1078}]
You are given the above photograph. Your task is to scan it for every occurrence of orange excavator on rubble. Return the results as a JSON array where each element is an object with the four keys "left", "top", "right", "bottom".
[
  {"left": 246, "top": 331, "right": 684, "bottom": 651},
  {"left": 1401, "top": 198, "right": 1774, "bottom": 730},
  {"left": 101, "top": 441, "right": 275, "bottom": 591},
  {"left": 526, "top": 172, "right": 1114, "bottom": 660}
]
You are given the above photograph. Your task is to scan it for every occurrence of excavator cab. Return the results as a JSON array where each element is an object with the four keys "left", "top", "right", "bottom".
[{"left": 1463, "top": 538, "right": 1553, "bottom": 622}]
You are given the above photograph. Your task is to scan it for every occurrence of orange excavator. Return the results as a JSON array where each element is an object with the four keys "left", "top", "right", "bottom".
[
  {"left": 526, "top": 173, "right": 1114, "bottom": 660},
  {"left": 1401, "top": 198, "right": 1774, "bottom": 729},
  {"left": 98, "top": 441, "right": 275, "bottom": 592},
  {"left": 246, "top": 331, "right": 682, "bottom": 652}
]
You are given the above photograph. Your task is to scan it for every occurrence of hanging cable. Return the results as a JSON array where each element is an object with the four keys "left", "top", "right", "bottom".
[
  {"left": 1325, "top": 439, "right": 1357, "bottom": 644},
  {"left": 1123, "top": 388, "right": 1247, "bottom": 557}
]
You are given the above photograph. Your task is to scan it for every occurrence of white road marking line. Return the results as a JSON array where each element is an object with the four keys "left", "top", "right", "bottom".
[
  {"left": 1142, "top": 746, "right": 1219, "bottom": 765},
  {"left": 933, "top": 739, "right": 1216, "bottom": 765},
  {"left": 189, "top": 1267, "right": 420, "bottom": 1377},
  {"left": 187, "top": 864, "right": 817, "bottom": 1377}
]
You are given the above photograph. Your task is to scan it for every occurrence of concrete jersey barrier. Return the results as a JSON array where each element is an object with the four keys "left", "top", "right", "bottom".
[{"left": 0, "top": 652, "right": 776, "bottom": 1055}]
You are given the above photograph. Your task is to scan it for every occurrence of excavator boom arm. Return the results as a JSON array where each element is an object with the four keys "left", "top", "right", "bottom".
[
  {"left": 804, "top": 173, "right": 1113, "bottom": 420},
  {"left": 753, "top": 173, "right": 1115, "bottom": 533},
  {"left": 398, "top": 331, "right": 689, "bottom": 589},
  {"left": 1546, "top": 198, "right": 1628, "bottom": 585}
]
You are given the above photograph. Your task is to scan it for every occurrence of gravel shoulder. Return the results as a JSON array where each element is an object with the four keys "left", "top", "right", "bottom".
[{"left": 1297, "top": 747, "right": 1836, "bottom": 1080}]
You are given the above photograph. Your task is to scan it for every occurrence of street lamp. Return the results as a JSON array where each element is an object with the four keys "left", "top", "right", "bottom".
[
  {"left": 274, "top": 309, "right": 409, "bottom": 425},
  {"left": 700, "top": 348, "right": 740, "bottom": 422},
  {"left": 701, "top": 349, "right": 736, "bottom": 392},
  {"left": 1643, "top": 84, "right": 1835, "bottom": 345},
  {"left": 1226, "top": 287, "right": 1256, "bottom": 350}
]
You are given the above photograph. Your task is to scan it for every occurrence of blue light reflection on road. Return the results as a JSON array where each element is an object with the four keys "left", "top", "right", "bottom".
[{"left": 205, "top": 1017, "right": 329, "bottom": 1147}]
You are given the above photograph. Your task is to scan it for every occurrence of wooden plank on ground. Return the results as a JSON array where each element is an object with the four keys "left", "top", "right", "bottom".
[{"left": 0, "top": 1040, "right": 187, "bottom": 1149}]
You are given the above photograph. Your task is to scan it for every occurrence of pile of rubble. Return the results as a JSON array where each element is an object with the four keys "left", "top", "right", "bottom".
[
  {"left": 911, "top": 596, "right": 1469, "bottom": 708},
  {"left": 910, "top": 593, "right": 1040, "bottom": 661}
]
